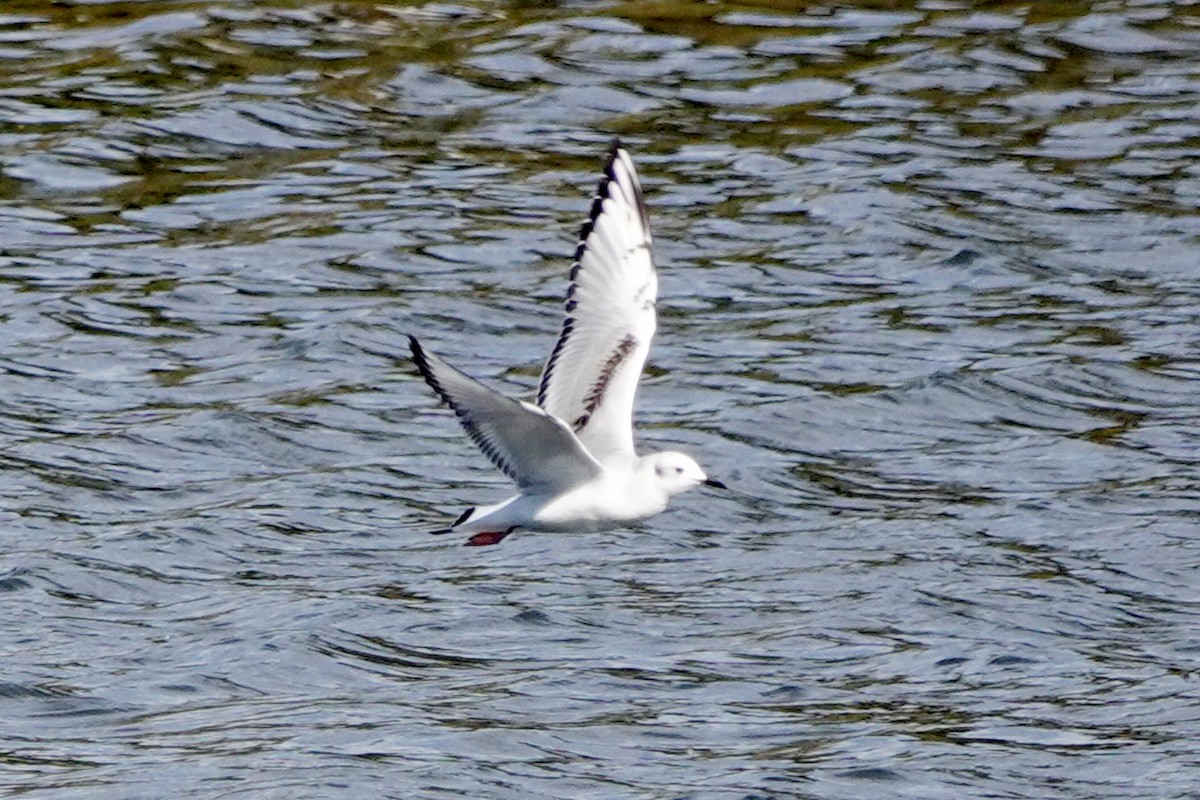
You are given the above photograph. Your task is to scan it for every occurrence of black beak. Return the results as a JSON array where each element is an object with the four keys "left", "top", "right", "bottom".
[{"left": 704, "top": 478, "right": 727, "bottom": 489}]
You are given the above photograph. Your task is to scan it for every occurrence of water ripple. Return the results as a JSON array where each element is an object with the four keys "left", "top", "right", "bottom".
[{"left": 2, "top": 2, "right": 1199, "bottom": 798}]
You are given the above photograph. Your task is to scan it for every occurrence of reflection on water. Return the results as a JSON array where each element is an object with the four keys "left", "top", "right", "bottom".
[{"left": 2, "top": 1, "right": 1198, "bottom": 798}]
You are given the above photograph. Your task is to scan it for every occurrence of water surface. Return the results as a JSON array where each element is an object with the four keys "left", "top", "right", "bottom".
[{"left": 2, "top": 2, "right": 1199, "bottom": 798}]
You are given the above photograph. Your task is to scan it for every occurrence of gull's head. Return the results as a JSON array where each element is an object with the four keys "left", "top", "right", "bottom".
[{"left": 648, "top": 451, "right": 726, "bottom": 496}]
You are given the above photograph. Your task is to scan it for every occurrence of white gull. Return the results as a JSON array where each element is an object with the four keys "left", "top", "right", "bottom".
[{"left": 409, "top": 140, "right": 724, "bottom": 546}]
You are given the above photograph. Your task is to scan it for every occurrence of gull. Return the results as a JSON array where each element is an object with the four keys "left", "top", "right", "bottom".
[{"left": 409, "top": 140, "right": 724, "bottom": 546}]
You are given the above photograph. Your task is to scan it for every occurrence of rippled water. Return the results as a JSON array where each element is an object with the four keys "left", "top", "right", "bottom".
[{"left": 3, "top": 2, "right": 1199, "bottom": 798}]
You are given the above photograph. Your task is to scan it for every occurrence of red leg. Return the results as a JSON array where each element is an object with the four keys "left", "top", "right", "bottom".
[{"left": 464, "top": 529, "right": 514, "bottom": 547}]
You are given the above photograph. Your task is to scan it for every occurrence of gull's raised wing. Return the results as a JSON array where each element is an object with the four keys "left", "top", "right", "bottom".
[
  {"left": 537, "top": 141, "right": 657, "bottom": 466},
  {"left": 410, "top": 336, "right": 604, "bottom": 492}
]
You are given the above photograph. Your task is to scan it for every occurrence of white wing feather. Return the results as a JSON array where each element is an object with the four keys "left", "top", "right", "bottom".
[{"left": 537, "top": 143, "right": 657, "bottom": 466}]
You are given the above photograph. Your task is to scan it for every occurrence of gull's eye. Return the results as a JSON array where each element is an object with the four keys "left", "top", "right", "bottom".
[{"left": 675, "top": 467, "right": 683, "bottom": 474}]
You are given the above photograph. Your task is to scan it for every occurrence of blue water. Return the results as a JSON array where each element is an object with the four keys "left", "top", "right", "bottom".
[{"left": 2, "top": 2, "right": 1198, "bottom": 798}]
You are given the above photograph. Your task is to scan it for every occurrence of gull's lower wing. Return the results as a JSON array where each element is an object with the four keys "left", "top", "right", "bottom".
[
  {"left": 537, "top": 141, "right": 657, "bottom": 466},
  {"left": 410, "top": 336, "right": 604, "bottom": 492}
]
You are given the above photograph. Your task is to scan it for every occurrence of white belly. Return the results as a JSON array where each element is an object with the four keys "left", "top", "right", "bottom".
[{"left": 527, "top": 476, "right": 668, "bottom": 532}]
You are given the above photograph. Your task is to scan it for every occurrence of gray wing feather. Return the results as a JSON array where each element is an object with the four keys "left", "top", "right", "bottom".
[{"left": 410, "top": 336, "right": 603, "bottom": 492}]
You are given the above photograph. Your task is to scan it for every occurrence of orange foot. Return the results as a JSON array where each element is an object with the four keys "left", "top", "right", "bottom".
[{"left": 464, "top": 529, "right": 514, "bottom": 547}]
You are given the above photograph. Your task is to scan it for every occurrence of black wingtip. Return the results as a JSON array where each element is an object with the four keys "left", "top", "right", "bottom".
[
  {"left": 431, "top": 506, "right": 474, "bottom": 535},
  {"left": 408, "top": 334, "right": 449, "bottom": 408},
  {"left": 602, "top": 137, "right": 630, "bottom": 178},
  {"left": 409, "top": 334, "right": 431, "bottom": 378}
]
